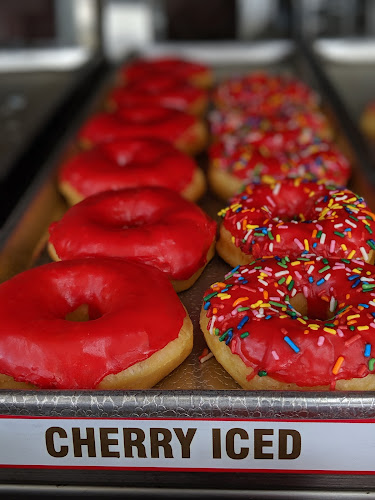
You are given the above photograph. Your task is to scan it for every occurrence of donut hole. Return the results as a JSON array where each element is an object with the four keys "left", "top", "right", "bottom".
[
  {"left": 289, "top": 293, "right": 334, "bottom": 321},
  {"left": 266, "top": 184, "right": 318, "bottom": 222},
  {"left": 275, "top": 214, "right": 304, "bottom": 223},
  {"left": 65, "top": 304, "right": 102, "bottom": 322}
]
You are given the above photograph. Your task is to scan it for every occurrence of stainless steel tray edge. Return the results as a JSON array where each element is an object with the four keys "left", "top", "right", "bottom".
[{"left": 0, "top": 390, "right": 375, "bottom": 419}]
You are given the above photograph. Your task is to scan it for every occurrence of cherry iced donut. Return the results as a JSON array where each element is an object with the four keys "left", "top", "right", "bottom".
[
  {"left": 213, "top": 71, "right": 319, "bottom": 112},
  {"left": 217, "top": 179, "right": 375, "bottom": 267},
  {"left": 107, "top": 75, "right": 208, "bottom": 116},
  {"left": 78, "top": 105, "right": 208, "bottom": 156},
  {"left": 209, "top": 108, "right": 332, "bottom": 142},
  {"left": 0, "top": 258, "right": 193, "bottom": 390},
  {"left": 48, "top": 187, "right": 217, "bottom": 292},
  {"left": 200, "top": 256, "right": 375, "bottom": 390},
  {"left": 59, "top": 137, "right": 206, "bottom": 205},
  {"left": 209, "top": 122, "right": 320, "bottom": 166},
  {"left": 120, "top": 56, "right": 213, "bottom": 88},
  {"left": 209, "top": 141, "right": 351, "bottom": 200}
]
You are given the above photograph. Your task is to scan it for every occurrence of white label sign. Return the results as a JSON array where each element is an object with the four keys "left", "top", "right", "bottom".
[{"left": 0, "top": 416, "right": 375, "bottom": 473}]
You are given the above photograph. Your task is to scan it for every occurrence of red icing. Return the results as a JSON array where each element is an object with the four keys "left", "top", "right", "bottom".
[
  {"left": 49, "top": 187, "right": 216, "bottom": 281},
  {"left": 203, "top": 257, "right": 375, "bottom": 387},
  {"left": 209, "top": 108, "right": 331, "bottom": 140},
  {"left": 210, "top": 141, "right": 350, "bottom": 186},
  {"left": 108, "top": 75, "right": 206, "bottom": 113},
  {"left": 221, "top": 179, "right": 375, "bottom": 262},
  {"left": 0, "top": 258, "right": 186, "bottom": 389},
  {"left": 121, "top": 57, "right": 210, "bottom": 85},
  {"left": 213, "top": 72, "right": 319, "bottom": 112},
  {"left": 214, "top": 126, "right": 317, "bottom": 154},
  {"left": 59, "top": 138, "right": 198, "bottom": 199},
  {"left": 78, "top": 105, "right": 197, "bottom": 147}
]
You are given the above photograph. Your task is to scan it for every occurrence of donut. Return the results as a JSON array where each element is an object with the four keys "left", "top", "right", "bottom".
[
  {"left": 200, "top": 256, "right": 375, "bottom": 390},
  {"left": 78, "top": 105, "right": 208, "bottom": 156},
  {"left": 213, "top": 71, "right": 319, "bottom": 112},
  {"left": 217, "top": 179, "right": 375, "bottom": 267},
  {"left": 120, "top": 56, "right": 213, "bottom": 88},
  {"left": 58, "top": 137, "right": 206, "bottom": 205},
  {"left": 360, "top": 101, "right": 375, "bottom": 140},
  {"left": 210, "top": 122, "right": 321, "bottom": 162},
  {"left": 48, "top": 187, "right": 217, "bottom": 292},
  {"left": 107, "top": 75, "right": 208, "bottom": 116},
  {"left": 209, "top": 108, "right": 333, "bottom": 142},
  {"left": 0, "top": 258, "right": 193, "bottom": 390},
  {"left": 209, "top": 141, "right": 351, "bottom": 200}
]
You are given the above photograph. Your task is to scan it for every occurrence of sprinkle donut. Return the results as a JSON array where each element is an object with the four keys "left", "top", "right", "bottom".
[
  {"left": 211, "top": 122, "right": 319, "bottom": 156},
  {"left": 213, "top": 71, "right": 319, "bottom": 112},
  {"left": 209, "top": 108, "right": 332, "bottom": 142},
  {"left": 217, "top": 179, "right": 375, "bottom": 267},
  {"left": 108, "top": 75, "right": 208, "bottom": 116},
  {"left": 48, "top": 187, "right": 217, "bottom": 292},
  {"left": 120, "top": 56, "right": 213, "bottom": 88},
  {"left": 0, "top": 258, "right": 193, "bottom": 390},
  {"left": 200, "top": 256, "right": 375, "bottom": 390},
  {"left": 209, "top": 141, "right": 351, "bottom": 200},
  {"left": 59, "top": 137, "right": 206, "bottom": 205},
  {"left": 78, "top": 105, "right": 208, "bottom": 156}
]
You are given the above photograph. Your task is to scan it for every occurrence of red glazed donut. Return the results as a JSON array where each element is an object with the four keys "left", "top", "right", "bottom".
[
  {"left": 48, "top": 187, "right": 217, "bottom": 292},
  {"left": 217, "top": 179, "right": 375, "bottom": 267},
  {"left": 0, "top": 258, "right": 193, "bottom": 390},
  {"left": 208, "top": 141, "right": 351, "bottom": 200},
  {"left": 211, "top": 123, "right": 319, "bottom": 156},
  {"left": 121, "top": 56, "right": 213, "bottom": 88},
  {"left": 78, "top": 105, "right": 208, "bottom": 156},
  {"left": 209, "top": 108, "right": 332, "bottom": 141},
  {"left": 200, "top": 256, "right": 375, "bottom": 390},
  {"left": 108, "top": 75, "right": 208, "bottom": 116},
  {"left": 213, "top": 71, "right": 319, "bottom": 112},
  {"left": 58, "top": 137, "right": 206, "bottom": 205}
]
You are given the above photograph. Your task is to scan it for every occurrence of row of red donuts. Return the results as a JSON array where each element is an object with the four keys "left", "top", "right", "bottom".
[
  {"left": 0, "top": 57, "right": 219, "bottom": 390},
  {"left": 55, "top": 57, "right": 216, "bottom": 289},
  {"left": 200, "top": 71, "right": 375, "bottom": 390}
]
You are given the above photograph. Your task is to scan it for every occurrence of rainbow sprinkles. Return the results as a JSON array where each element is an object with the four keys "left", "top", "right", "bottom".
[
  {"left": 201, "top": 255, "right": 375, "bottom": 390},
  {"left": 217, "top": 179, "right": 375, "bottom": 268}
]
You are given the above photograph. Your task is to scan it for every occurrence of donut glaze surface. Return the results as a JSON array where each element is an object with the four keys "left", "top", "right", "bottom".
[
  {"left": 210, "top": 141, "right": 351, "bottom": 186},
  {"left": 49, "top": 187, "right": 217, "bottom": 281},
  {"left": 121, "top": 57, "right": 212, "bottom": 86},
  {"left": 108, "top": 75, "right": 207, "bottom": 113},
  {"left": 59, "top": 138, "right": 198, "bottom": 199},
  {"left": 219, "top": 179, "right": 375, "bottom": 263},
  {"left": 78, "top": 106, "right": 198, "bottom": 147},
  {"left": 213, "top": 72, "right": 319, "bottom": 111},
  {"left": 202, "top": 256, "right": 375, "bottom": 387},
  {"left": 213, "top": 126, "right": 318, "bottom": 155},
  {"left": 0, "top": 258, "right": 187, "bottom": 389},
  {"left": 209, "top": 108, "right": 331, "bottom": 141}
]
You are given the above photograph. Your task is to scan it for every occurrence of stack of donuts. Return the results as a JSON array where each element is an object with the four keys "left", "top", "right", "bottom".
[
  {"left": 201, "top": 71, "right": 375, "bottom": 391},
  {"left": 0, "top": 56, "right": 217, "bottom": 390}
]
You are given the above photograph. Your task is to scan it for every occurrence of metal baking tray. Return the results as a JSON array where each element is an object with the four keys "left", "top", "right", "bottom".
[{"left": 2, "top": 41, "right": 375, "bottom": 495}]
